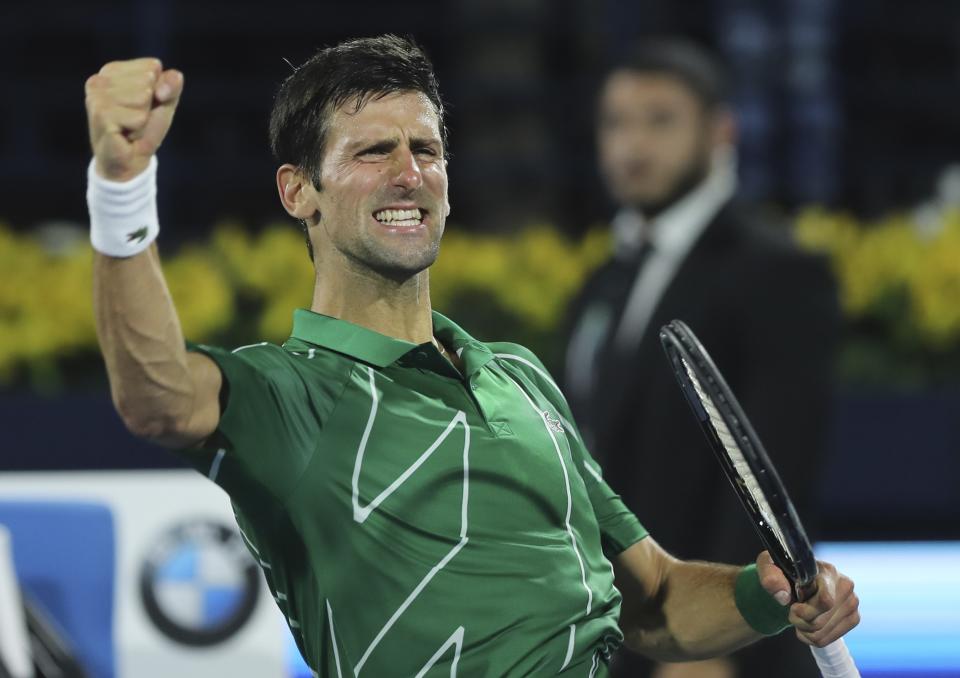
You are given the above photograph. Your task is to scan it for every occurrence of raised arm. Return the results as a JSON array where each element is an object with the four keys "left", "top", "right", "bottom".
[
  {"left": 86, "top": 58, "right": 220, "bottom": 448},
  {"left": 614, "top": 537, "right": 859, "bottom": 661}
]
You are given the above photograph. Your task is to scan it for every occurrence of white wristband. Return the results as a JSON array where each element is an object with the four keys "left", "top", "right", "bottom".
[{"left": 87, "top": 156, "right": 160, "bottom": 257}]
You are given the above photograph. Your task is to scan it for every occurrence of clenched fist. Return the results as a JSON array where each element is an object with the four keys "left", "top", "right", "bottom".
[{"left": 85, "top": 58, "right": 183, "bottom": 182}]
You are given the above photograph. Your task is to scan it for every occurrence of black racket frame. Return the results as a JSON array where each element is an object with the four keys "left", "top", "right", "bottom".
[{"left": 659, "top": 319, "right": 818, "bottom": 595}]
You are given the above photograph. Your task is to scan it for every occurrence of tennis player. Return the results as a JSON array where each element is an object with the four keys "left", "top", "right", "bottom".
[{"left": 85, "top": 35, "right": 859, "bottom": 677}]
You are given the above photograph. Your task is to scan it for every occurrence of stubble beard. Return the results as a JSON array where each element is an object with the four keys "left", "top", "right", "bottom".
[
  {"left": 348, "top": 225, "right": 443, "bottom": 284},
  {"left": 630, "top": 153, "right": 711, "bottom": 219}
]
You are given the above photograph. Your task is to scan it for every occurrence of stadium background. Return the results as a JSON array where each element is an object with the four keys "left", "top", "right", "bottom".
[{"left": 0, "top": 0, "right": 958, "bottom": 676}]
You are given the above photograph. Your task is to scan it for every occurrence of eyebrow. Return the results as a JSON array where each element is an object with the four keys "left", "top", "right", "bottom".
[{"left": 348, "top": 136, "right": 442, "bottom": 154}]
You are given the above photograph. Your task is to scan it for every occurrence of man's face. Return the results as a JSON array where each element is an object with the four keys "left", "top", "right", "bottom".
[
  {"left": 308, "top": 91, "right": 449, "bottom": 280},
  {"left": 597, "top": 71, "right": 718, "bottom": 214}
]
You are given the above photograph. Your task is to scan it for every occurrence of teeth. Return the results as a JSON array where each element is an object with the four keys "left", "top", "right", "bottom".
[{"left": 374, "top": 208, "right": 422, "bottom": 223}]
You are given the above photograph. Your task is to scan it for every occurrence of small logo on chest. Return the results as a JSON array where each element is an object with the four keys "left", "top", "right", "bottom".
[{"left": 542, "top": 410, "right": 565, "bottom": 434}]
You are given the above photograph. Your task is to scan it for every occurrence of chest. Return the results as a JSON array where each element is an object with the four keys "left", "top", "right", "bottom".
[{"left": 305, "top": 363, "right": 589, "bottom": 544}]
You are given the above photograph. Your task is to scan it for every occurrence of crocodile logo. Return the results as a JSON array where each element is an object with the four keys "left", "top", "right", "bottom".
[
  {"left": 126, "top": 226, "right": 149, "bottom": 243},
  {"left": 542, "top": 410, "right": 565, "bottom": 435}
]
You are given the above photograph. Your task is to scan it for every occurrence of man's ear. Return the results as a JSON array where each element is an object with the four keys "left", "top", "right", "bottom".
[
  {"left": 710, "top": 106, "right": 737, "bottom": 149},
  {"left": 277, "top": 164, "right": 319, "bottom": 220},
  {"left": 443, "top": 159, "right": 452, "bottom": 217}
]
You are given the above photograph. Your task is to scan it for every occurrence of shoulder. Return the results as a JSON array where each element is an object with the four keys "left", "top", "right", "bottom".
[
  {"left": 195, "top": 339, "right": 351, "bottom": 375},
  {"left": 486, "top": 342, "right": 568, "bottom": 403},
  {"left": 189, "top": 339, "right": 353, "bottom": 414},
  {"left": 190, "top": 341, "right": 304, "bottom": 388},
  {"left": 183, "top": 339, "right": 359, "bottom": 485},
  {"left": 717, "top": 204, "right": 805, "bottom": 255},
  {"left": 221, "top": 341, "right": 291, "bottom": 367},
  {"left": 188, "top": 341, "right": 290, "bottom": 381},
  {"left": 712, "top": 204, "right": 834, "bottom": 277},
  {"left": 709, "top": 204, "right": 790, "bottom": 251},
  {"left": 702, "top": 208, "right": 839, "bottom": 326},
  {"left": 487, "top": 341, "right": 551, "bottom": 377}
]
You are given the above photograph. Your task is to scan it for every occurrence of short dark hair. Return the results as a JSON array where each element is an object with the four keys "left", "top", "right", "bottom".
[
  {"left": 269, "top": 35, "right": 447, "bottom": 259},
  {"left": 608, "top": 38, "right": 729, "bottom": 110},
  {"left": 270, "top": 34, "right": 447, "bottom": 181}
]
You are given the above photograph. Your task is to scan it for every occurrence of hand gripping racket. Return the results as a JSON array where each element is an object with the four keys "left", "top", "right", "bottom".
[{"left": 659, "top": 320, "right": 859, "bottom": 678}]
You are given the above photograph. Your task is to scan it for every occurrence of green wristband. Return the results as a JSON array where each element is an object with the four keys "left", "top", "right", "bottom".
[{"left": 734, "top": 564, "right": 792, "bottom": 636}]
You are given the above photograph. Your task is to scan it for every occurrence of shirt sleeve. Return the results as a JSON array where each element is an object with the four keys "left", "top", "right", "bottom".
[
  {"left": 563, "top": 410, "right": 649, "bottom": 554},
  {"left": 180, "top": 341, "right": 319, "bottom": 502}
]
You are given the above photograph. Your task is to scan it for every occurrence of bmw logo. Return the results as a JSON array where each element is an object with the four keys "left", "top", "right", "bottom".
[{"left": 140, "top": 520, "right": 260, "bottom": 646}]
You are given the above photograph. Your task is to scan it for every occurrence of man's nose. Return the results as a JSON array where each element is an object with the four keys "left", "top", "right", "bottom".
[
  {"left": 621, "top": 125, "right": 656, "bottom": 155},
  {"left": 392, "top": 148, "right": 423, "bottom": 190}
]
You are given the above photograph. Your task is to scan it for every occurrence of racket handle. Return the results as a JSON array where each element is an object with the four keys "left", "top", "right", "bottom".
[{"left": 811, "top": 639, "right": 860, "bottom": 678}]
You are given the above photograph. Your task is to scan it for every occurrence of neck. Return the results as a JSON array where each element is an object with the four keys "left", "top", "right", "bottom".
[{"left": 310, "top": 263, "right": 435, "bottom": 344}]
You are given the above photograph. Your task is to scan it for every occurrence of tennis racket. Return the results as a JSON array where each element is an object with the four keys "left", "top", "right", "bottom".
[{"left": 659, "top": 319, "right": 860, "bottom": 678}]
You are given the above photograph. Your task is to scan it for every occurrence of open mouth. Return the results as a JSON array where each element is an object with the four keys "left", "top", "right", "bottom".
[{"left": 372, "top": 207, "right": 426, "bottom": 228}]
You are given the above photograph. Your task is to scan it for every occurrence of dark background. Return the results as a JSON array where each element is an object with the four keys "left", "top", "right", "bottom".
[
  {"left": 5, "top": 0, "right": 960, "bottom": 234},
  {"left": 1, "top": 0, "right": 959, "bottom": 541}
]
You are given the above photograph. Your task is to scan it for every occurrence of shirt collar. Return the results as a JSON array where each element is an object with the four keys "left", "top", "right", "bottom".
[
  {"left": 431, "top": 311, "right": 495, "bottom": 375},
  {"left": 288, "top": 308, "right": 493, "bottom": 373}
]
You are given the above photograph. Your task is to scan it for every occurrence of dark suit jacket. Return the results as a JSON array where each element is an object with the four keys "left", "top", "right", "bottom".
[{"left": 564, "top": 203, "right": 839, "bottom": 677}]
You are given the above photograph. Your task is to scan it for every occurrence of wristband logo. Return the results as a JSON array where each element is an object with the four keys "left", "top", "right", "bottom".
[
  {"left": 140, "top": 520, "right": 261, "bottom": 646},
  {"left": 127, "top": 226, "right": 149, "bottom": 243}
]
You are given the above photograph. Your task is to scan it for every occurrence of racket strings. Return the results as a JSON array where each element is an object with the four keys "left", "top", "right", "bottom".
[{"left": 678, "top": 355, "right": 793, "bottom": 559}]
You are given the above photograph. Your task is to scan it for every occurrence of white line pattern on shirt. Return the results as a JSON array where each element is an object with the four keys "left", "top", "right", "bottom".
[
  {"left": 414, "top": 626, "right": 465, "bottom": 678},
  {"left": 327, "top": 600, "right": 344, "bottom": 678},
  {"left": 496, "top": 356, "right": 594, "bottom": 620},
  {"left": 560, "top": 624, "right": 577, "bottom": 672},
  {"left": 237, "top": 525, "right": 258, "bottom": 555},
  {"left": 231, "top": 341, "right": 269, "bottom": 353},
  {"left": 208, "top": 448, "right": 226, "bottom": 482},
  {"left": 351, "top": 366, "right": 471, "bottom": 676}
]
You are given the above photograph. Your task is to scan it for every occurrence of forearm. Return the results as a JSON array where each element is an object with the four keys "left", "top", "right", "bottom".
[
  {"left": 86, "top": 60, "right": 219, "bottom": 447},
  {"left": 616, "top": 540, "right": 767, "bottom": 662},
  {"left": 639, "top": 559, "right": 760, "bottom": 661},
  {"left": 93, "top": 245, "right": 198, "bottom": 441},
  {"left": 616, "top": 539, "right": 858, "bottom": 662}
]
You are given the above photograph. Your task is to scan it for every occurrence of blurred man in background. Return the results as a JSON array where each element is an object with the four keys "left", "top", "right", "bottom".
[{"left": 564, "top": 39, "right": 839, "bottom": 678}]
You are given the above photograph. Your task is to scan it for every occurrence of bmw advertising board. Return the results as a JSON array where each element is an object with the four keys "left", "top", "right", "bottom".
[
  {"left": 0, "top": 471, "right": 288, "bottom": 678},
  {"left": 140, "top": 520, "right": 260, "bottom": 646}
]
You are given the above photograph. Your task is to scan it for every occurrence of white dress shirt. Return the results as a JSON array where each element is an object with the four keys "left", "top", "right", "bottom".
[{"left": 611, "top": 151, "right": 737, "bottom": 350}]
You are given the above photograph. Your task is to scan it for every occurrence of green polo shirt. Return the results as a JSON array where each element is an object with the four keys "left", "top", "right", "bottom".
[{"left": 184, "top": 309, "right": 647, "bottom": 677}]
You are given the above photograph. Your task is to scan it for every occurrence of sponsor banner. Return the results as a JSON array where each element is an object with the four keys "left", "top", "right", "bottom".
[{"left": 0, "top": 470, "right": 287, "bottom": 678}]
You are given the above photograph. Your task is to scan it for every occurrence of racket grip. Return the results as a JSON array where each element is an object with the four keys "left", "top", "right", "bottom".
[{"left": 811, "top": 639, "right": 861, "bottom": 678}]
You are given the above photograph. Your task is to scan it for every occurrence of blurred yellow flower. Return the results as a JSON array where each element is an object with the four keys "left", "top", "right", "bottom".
[
  {"left": 0, "top": 224, "right": 95, "bottom": 381},
  {"left": 794, "top": 206, "right": 960, "bottom": 355},
  {"left": 431, "top": 223, "right": 610, "bottom": 330},
  {"left": 2, "top": 209, "right": 958, "bottom": 387},
  {"left": 163, "top": 245, "right": 234, "bottom": 342},
  {"left": 209, "top": 221, "right": 313, "bottom": 341},
  {"left": 908, "top": 212, "right": 960, "bottom": 347}
]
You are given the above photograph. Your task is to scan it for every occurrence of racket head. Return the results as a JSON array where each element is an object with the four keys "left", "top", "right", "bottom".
[{"left": 659, "top": 319, "right": 818, "bottom": 591}]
